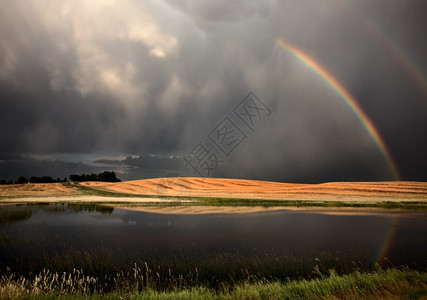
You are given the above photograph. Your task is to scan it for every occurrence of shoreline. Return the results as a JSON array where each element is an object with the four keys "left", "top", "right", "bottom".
[
  {"left": 0, "top": 179, "right": 426, "bottom": 212},
  {"left": 1, "top": 195, "right": 426, "bottom": 212},
  {"left": 110, "top": 204, "right": 427, "bottom": 216}
]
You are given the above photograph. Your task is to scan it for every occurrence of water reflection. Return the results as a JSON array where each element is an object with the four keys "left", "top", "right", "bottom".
[
  {"left": 0, "top": 205, "right": 32, "bottom": 225},
  {"left": 0, "top": 204, "right": 426, "bottom": 278}
]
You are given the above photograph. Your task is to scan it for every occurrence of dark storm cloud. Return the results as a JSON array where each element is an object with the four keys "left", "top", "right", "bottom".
[
  {"left": 0, "top": 156, "right": 105, "bottom": 181},
  {"left": 0, "top": 83, "right": 128, "bottom": 153},
  {"left": 94, "top": 155, "right": 182, "bottom": 172},
  {"left": 93, "top": 155, "right": 184, "bottom": 181},
  {"left": 0, "top": 0, "right": 426, "bottom": 182}
]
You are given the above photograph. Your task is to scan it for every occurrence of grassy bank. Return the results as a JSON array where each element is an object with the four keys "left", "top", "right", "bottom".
[
  {"left": 195, "top": 197, "right": 427, "bottom": 209},
  {"left": 0, "top": 268, "right": 425, "bottom": 299}
]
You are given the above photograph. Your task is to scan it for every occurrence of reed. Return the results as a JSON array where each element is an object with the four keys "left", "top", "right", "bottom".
[
  {"left": 0, "top": 246, "right": 377, "bottom": 291},
  {"left": 0, "top": 267, "right": 425, "bottom": 299}
]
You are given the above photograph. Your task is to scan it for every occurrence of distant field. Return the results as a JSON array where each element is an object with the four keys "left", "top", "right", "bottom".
[
  {"left": 81, "top": 177, "right": 427, "bottom": 202},
  {"left": 1, "top": 178, "right": 426, "bottom": 207},
  {"left": 0, "top": 182, "right": 79, "bottom": 198}
]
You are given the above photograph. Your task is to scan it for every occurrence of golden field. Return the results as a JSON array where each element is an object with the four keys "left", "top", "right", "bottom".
[{"left": 0, "top": 177, "right": 426, "bottom": 203}]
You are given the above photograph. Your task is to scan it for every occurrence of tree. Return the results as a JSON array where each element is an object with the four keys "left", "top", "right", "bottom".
[
  {"left": 69, "top": 171, "right": 121, "bottom": 182},
  {"left": 69, "top": 174, "right": 80, "bottom": 182},
  {"left": 98, "top": 171, "right": 121, "bottom": 182},
  {"left": 29, "top": 176, "right": 55, "bottom": 183},
  {"left": 18, "top": 176, "right": 28, "bottom": 184}
]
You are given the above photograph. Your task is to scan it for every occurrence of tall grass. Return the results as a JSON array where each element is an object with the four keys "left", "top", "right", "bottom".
[
  {"left": 0, "top": 246, "right": 377, "bottom": 291},
  {"left": 0, "top": 268, "right": 97, "bottom": 298},
  {"left": 0, "top": 267, "right": 425, "bottom": 299}
]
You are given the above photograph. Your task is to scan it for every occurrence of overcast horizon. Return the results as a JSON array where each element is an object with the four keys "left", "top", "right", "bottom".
[{"left": 1, "top": 0, "right": 426, "bottom": 183}]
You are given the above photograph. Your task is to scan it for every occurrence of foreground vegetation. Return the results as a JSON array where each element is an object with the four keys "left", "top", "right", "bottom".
[{"left": 0, "top": 268, "right": 425, "bottom": 299}]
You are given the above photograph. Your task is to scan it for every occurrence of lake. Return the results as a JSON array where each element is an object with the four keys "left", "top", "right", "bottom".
[{"left": 0, "top": 204, "right": 426, "bottom": 288}]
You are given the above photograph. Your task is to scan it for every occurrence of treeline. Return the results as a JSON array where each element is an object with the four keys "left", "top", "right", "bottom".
[
  {"left": 69, "top": 171, "right": 121, "bottom": 182},
  {"left": 0, "top": 171, "right": 121, "bottom": 185},
  {"left": 0, "top": 176, "right": 67, "bottom": 185}
]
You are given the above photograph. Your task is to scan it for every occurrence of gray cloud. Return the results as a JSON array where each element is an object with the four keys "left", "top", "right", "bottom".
[
  {"left": 0, "top": 156, "right": 105, "bottom": 181},
  {"left": 0, "top": 0, "right": 426, "bottom": 182}
]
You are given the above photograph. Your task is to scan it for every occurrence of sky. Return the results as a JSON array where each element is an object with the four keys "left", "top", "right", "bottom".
[{"left": 0, "top": 0, "right": 426, "bottom": 183}]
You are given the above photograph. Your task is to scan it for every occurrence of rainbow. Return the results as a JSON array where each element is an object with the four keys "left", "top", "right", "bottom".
[
  {"left": 334, "top": 0, "right": 427, "bottom": 97},
  {"left": 376, "top": 216, "right": 400, "bottom": 266},
  {"left": 276, "top": 38, "right": 400, "bottom": 180}
]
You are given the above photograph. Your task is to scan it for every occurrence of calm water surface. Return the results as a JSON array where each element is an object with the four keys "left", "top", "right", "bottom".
[{"left": 0, "top": 204, "right": 426, "bottom": 274}]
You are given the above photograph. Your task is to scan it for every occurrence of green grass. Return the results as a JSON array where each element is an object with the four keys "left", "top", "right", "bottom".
[
  {"left": 0, "top": 268, "right": 425, "bottom": 299},
  {"left": 195, "top": 197, "right": 427, "bottom": 209}
]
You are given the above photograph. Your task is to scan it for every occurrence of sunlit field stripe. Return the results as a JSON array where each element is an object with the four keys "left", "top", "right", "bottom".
[{"left": 276, "top": 38, "right": 400, "bottom": 180}]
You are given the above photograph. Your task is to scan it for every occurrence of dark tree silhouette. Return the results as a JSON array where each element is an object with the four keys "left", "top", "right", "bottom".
[
  {"left": 18, "top": 176, "right": 28, "bottom": 184},
  {"left": 29, "top": 176, "right": 55, "bottom": 183},
  {"left": 69, "top": 171, "right": 121, "bottom": 182}
]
